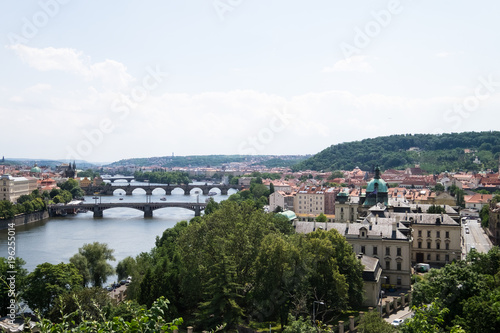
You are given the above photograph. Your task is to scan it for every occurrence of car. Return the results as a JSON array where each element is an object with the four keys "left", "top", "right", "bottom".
[
  {"left": 120, "top": 280, "right": 127, "bottom": 285},
  {"left": 105, "top": 286, "right": 113, "bottom": 292},
  {"left": 391, "top": 319, "right": 404, "bottom": 326}
]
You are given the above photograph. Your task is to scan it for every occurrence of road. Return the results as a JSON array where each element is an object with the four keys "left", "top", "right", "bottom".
[{"left": 463, "top": 218, "right": 492, "bottom": 258}]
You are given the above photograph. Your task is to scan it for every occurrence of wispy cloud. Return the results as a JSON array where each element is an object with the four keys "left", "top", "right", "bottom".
[
  {"left": 323, "top": 56, "right": 373, "bottom": 73},
  {"left": 7, "top": 44, "right": 134, "bottom": 90}
]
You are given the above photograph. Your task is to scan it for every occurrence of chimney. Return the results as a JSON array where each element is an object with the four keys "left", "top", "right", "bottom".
[
  {"left": 375, "top": 215, "right": 378, "bottom": 225},
  {"left": 441, "top": 212, "right": 444, "bottom": 222},
  {"left": 313, "top": 219, "right": 316, "bottom": 232}
]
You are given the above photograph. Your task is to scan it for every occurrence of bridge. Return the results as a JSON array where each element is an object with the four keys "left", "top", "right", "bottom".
[
  {"left": 83, "top": 183, "right": 242, "bottom": 196},
  {"left": 48, "top": 202, "right": 207, "bottom": 218},
  {"left": 101, "top": 175, "right": 135, "bottom": 183}
]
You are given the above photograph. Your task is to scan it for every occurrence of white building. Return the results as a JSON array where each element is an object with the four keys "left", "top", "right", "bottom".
[{"left": 1, "top": 174, "right": 38, "bottom": 203}]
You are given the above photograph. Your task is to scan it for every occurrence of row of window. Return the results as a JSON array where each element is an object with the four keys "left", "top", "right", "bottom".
[
  {"left": 417, "top": 230, "right": 450, "bottom": 238},
  {"left": 385, "top": 260, "right": 402, "bottom": 271},
  {"left": 360, "top": 245, "right": 402, "bottom": 256},
  {"left": 417, "top": 241, "right": 450, "bottom": 250},
  {"left": 419, "top": 253, "right": 450, "bottom": 262}
]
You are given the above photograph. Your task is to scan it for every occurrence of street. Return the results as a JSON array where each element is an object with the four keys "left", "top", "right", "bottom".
[{"left": 462, "top": 218, "right": 492, "bottom": 258}]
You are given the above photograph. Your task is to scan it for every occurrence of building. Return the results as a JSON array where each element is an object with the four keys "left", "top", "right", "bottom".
[
  {"left": 335, "top": 189, "right": 360, "bottom": 223},
  {"left": 1, "top": 174, "right": 38, "bottom": 203},
  {"left": 294, "top": 216, "right": 412, "bottom": 290},
  {"left": 293, "top": 185, "right": 327, "bottom": 216},
  {"left": 363, "top": 167, "right": 389, "bottom": 208},
  {"left": 408, "top": 212, "right": 461, "bottom": 265},
  {"left": 488, "top": 200, "right": 500, "bottom": 246},
  {"left": 464, "top": 193, "right": 492, "bottom": 211},
  {"left": 360, "top": 255, "right": 383, "bottom": 307}
]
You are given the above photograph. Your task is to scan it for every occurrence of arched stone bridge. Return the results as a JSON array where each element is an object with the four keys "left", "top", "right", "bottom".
[
  {"left": 48, "top": 202, "right": 206, "bottom": 218},
  {"left": 101, "top": 175, "right": 135, "bottom": 183},
  {"left": 83, "top": 184, "right": 242, "bottom": 196}
]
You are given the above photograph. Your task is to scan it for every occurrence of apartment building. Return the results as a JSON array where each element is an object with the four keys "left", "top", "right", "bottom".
[{"left": 1, "top": 174, "right": 38, "bottom": 203}]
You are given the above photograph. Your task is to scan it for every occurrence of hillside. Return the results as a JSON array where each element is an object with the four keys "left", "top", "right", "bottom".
[
  {"left": 292, "top": 131, "right": 500, "bottom": 173},
  {"left": 108, "top": 155, "right": 308, "bottom": 168}
]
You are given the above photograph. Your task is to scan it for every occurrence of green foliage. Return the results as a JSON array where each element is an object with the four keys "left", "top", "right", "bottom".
[
  {"left": 400, "top": 302, "right": 450, "bottom": 333},
  {"left": 128, "top": 201, "right": 364, "bottom": 331},
  {"left": 281, "top": 315, "right": 316, "bottom": 333},
  {"left": 69, "top": 242, "right": 115, "bottom": 287},
  {"left": 36, "top": 296, "right": 183, "bottom": 333},
  {"left": 480, "top": 204, "right": 490, "bottom": 228},
  {"left": 0, "top": 189, "right": 48, "bottom": 218},
  {"left": 0, "top": 257, "right": 28, "bottom": 316},
  {"left": 204, "top": 197, "right": 220, "bottom": 215},
  {"left": 134, "top": 170, "right": 191, "bottom": 185},
  {"left": 293, "top": 131, "right": 500, "bottom": 172},
  {"left": 426, "top": 205, "right": 446, "bottom": 214},
  {"left": 408, "top": 247, "right": 500, "bottom": 331},
  {"left": 358, "top": 310, "right": 396, "bottom": 333},
  {"left": 47, "top": 287, "right": 113, "bottom": 324},
  {"left": 315, "top": 213, "right": 327, "bottom": 222},
  {"left": 116, "top": 256, "right": 136, "bottom": 281},
  {"left": 23, "top": 262, "right": 83, "bottom": 315}
]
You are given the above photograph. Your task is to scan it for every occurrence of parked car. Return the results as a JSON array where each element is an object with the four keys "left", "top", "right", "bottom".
[
  {"left": 415, "top": 263, "right": 430, "bottom": 273},
  {"left": 391, "top": 319, "right": 404, "bottom": 326},
  {"left": 105, "top": 286, "right": 113, "bottom": 292}
]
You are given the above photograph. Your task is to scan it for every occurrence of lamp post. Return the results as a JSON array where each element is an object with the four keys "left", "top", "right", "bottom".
[{"left": 312, "top": 301, "right": 324, "bottom": 331}]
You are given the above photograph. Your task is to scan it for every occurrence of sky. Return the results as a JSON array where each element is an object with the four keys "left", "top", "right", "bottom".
[{"left": 1, "top": 0, "right": 500, "bottom": 163}]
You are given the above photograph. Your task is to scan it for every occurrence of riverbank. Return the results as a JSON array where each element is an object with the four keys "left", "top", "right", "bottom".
[{"left": 0, "top": 211, "right": 49, "bottom": 230}]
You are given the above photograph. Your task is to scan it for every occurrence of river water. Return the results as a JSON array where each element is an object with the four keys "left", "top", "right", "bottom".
[{"left": 0, "top": 182, "right": 233, "bottom": 285}]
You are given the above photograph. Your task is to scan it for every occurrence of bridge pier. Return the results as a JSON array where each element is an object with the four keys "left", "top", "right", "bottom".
[
  {"left": 221, "top": 188, "right": 229, "bottom": 195},
  {"left": 94, "top": 209, "right": 103, "bottom": 218},
  {"left": 202, "top": 188, "right": 210, "bottom": 195},
  {"left": 194, "top": 206, "right": 201, "bottom": 217},
  {"left": 144, "top": 206, "right": 153, "bottom": 218}
]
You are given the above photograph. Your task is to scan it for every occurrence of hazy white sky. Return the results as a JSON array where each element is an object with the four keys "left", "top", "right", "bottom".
[{"left": 1, "top": 0, "right": 500, "bottom": 163}]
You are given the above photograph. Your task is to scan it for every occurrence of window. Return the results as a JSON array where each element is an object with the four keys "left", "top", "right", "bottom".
[
  {"left": 361, "top": 231, "right": 365, "bottom": 237},
  {"left": 436, "top": 242, "right": 440, "bottom": 250},
  {"left": 397, "top": 276, "right": 402, "bottom": 285},
  {"left": 418, "top": 242, "right": 422, "bottom": 249},
  {"left": 436, "top": 231, "right": 440, "bottom": 238},
  {"left": 427, "top": 242, "right": 431, "bottom": 249},
  {"left": 386, "top": 247, "right": 390, "bottom": 256},
  {"left": 427, "top": 254, "right": 431, "bottom": 261},
  {"left": 436, "top": 254, "right": 440, "bottom": 261},
  {"left": 397, "top": 247, "right": 402, "bottom": 256},
  {"left": 446, "top": 231, "right": 449, "bottom": 238},
  {"left": 386, "top": 261, "right": 390, "bottom": 270},
  {"left": 418, "top": 230, "right": 422, "bottom": 237},
  {"left": 445, "top": 243, "right": 449, "bottom": 250},
  {"left": 386, "top": 276, "right": 390, "bottom": 284},
  {"left": 397, "top": 262, "right": 401, "bottom": 271},
  {"left": 361, "top": 246, "right": 365, "bottom": 254},
  {"left": 427, "top": 230, "right": 431, "bottom": 237},
  {"left": 373, "top": 246, "right": 378, "bottom": 255},
  {"left": 445, "top": 254, "right": 449, "bottom": 262}
]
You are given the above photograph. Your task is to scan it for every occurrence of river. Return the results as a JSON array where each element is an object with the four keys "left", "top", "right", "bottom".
[{"left": 0, "top": 182, "right": 233, "bottom": 285}]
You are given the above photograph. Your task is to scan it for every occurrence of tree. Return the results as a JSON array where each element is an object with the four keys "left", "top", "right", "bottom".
[
  {"left": 433, "top": 183, "right": 445, "bottom": 192},
  {"left": 70, "top": 242, "right": 115, "bottom": 287},
  {"left": 358, "top": 310, "right": 396, "bottom": 333},
  {"left": 116, "top": 256, "right": 136, "bottom": 281},
  {"left": 269, "top": 182, "right": 275, "bottom": 195},
  {"left": 0, "top": 257, "right": 27, "bottom": 317},
  {"left": 23, "top": 262, "right": 82, "bottom": 315},
  {"left": 400, "top": 302, "right": 450, "bottom": 333},
  {"left": 315, "top": 213, "right": 327, "bottom": 222},
  {"left": 204, "top": 197, "right": 220, "bottom": 215},
  {"left": 480, "top": 204, "right": 490, "bottom": 228}
]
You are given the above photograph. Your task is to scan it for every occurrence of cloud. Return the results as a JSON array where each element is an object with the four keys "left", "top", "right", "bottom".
[
  {"left": 7, "top": 44, "right": 133, "bottom": 90},
  {"left": 323, "top": 56, "right": 373, "bottom": 73}
]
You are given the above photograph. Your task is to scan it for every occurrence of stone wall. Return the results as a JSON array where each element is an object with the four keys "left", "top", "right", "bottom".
[{"left": 0, "top": 211, "right": 49, "bottom": 230}]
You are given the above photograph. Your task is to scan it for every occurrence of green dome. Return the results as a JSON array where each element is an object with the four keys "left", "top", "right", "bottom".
[
  {"left": 31, "top": 164, "right": 41, "bottom": 173},
  {"left": 366, "top": 167, "right": 388, "bottom": 193},
  {"left": 366, "top": 178, "right": 388, "bottom": 193}
]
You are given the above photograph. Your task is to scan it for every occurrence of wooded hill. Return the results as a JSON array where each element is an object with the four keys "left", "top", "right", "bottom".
[{"left": 292, "top": 131, "right": 500, "bottom": 173}]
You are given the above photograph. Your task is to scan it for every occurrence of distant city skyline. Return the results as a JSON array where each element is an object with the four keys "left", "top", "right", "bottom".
[{"left": 1, "top": 1, "right": 500, "bottom": 162}]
